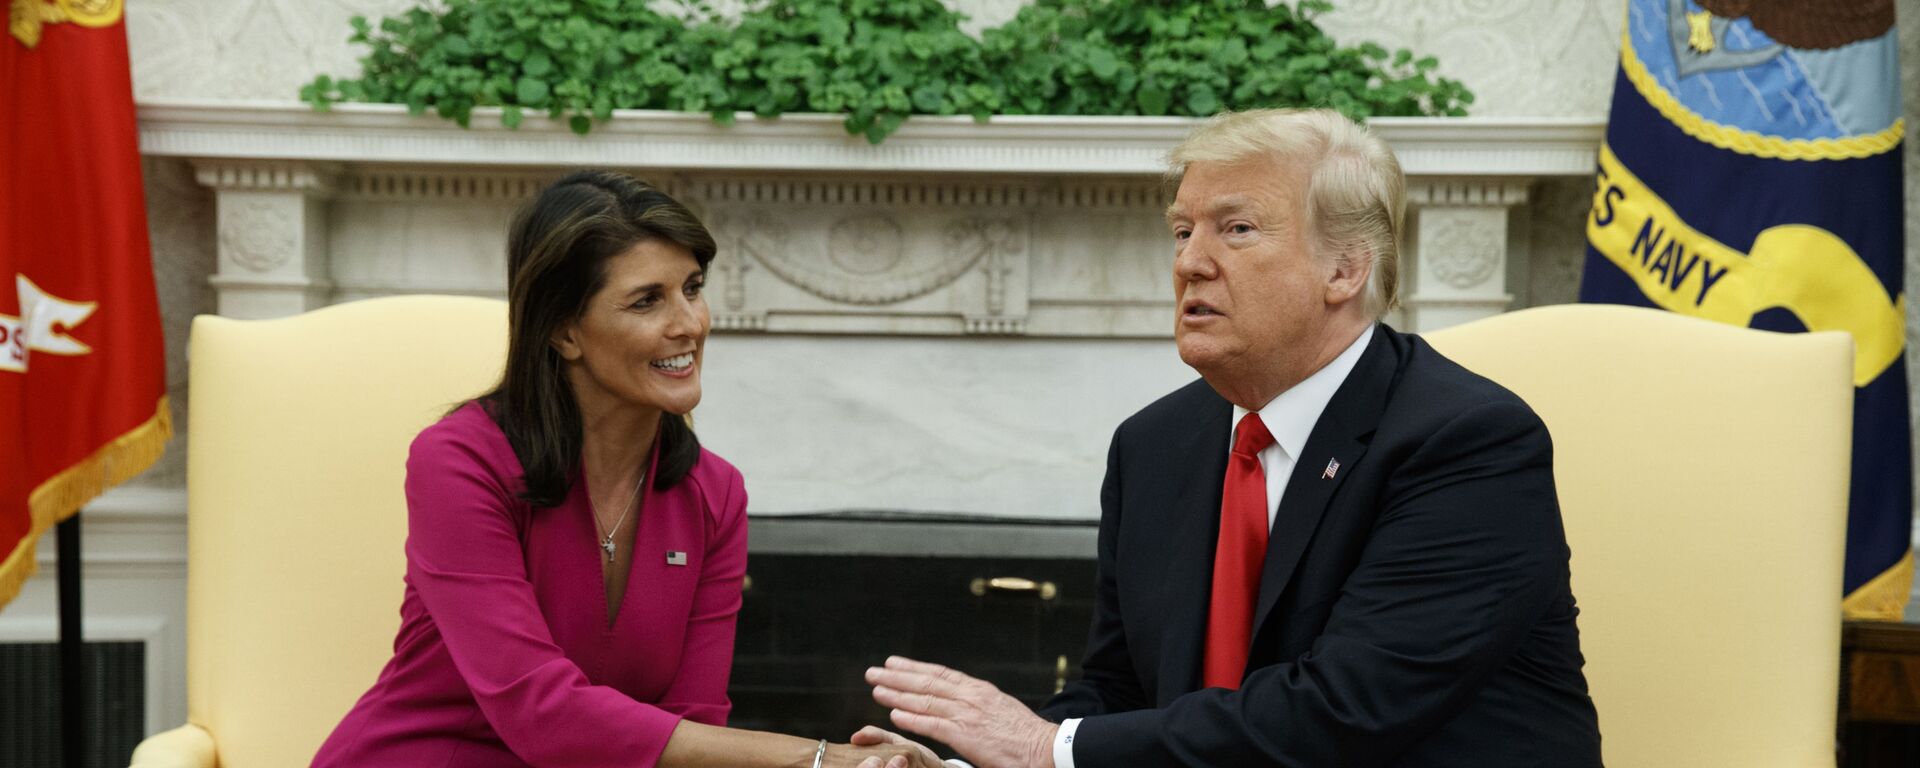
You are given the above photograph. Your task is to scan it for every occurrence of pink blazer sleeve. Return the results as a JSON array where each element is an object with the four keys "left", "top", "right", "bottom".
[
  {"left": 403, "top": 427, "right": 682, "bottom": 768},
  {"left": 652, "top": 463, "right": 748, "bottom": 725}
]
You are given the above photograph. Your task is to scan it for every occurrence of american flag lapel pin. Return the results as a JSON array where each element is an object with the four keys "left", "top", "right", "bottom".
[
  {"left": 1321, "top": 458, "right": 1340, "bottom": 480},
  {"left": 666, "top": 551, "right": 688, "bottom": 566}
]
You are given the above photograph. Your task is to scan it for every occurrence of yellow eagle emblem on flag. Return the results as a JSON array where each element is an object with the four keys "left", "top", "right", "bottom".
[{"left": 9, "top": 0, "right": 121, "bottom": 49}]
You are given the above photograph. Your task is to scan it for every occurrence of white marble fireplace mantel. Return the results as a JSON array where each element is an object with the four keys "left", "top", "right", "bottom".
[{"left": 140, "top": 100, "right": 1603, "bottom": 334}]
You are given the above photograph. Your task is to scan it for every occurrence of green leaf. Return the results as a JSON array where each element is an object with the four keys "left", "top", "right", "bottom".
[
  {"left": 1136, "top": 85, "right": 1171, "bottom": 115},
  {"left": 523, "top": 51, "right": 553, "bottom": 77},
  {"left": 866, "top": 111, "right": 906, "bottom": 144},
  {"left": 501, "top": 105, "right": 524, "bottom": 129},
  {"left": 1214, "top": 39, "right": 1248, "bottom": 68},
  {"left": 911, "top": 82, "right": 946, "bottom": 112},
  {"left": 515, "top": 77, "right": 550, "bottom": 105},
  {"left": 1185, "top": 85, "right": 1220, "bottom": 116},
  {"left": 817, "top": 7, "right": 849, "bottom": 41},
  {"left": 1086, "top": 48, "right": 1120, "bottom": 80},
  {"left": 569, "top": 114, "right": 592, "bottom": 134}
]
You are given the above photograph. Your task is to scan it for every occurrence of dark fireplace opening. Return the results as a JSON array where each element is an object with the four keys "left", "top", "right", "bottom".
[{"left": 728, "top": 547, "right": 1096, "bottom": 759}]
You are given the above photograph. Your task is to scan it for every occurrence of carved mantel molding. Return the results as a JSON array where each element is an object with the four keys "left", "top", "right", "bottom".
[
  {"left": 1402, "top": 178, "right": 1537, "bottom": 330},
  {"left": 141, "top": 100, "right": 1605, "bottom": 176},
  {"left": 142, "top": 100, "right": 1605, "bottom": 334},
  {"left": 191, "top": 159, "right": 338, "bottom": 319}
]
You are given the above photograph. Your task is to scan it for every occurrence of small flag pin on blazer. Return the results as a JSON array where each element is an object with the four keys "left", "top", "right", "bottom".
[
  {"left": 666, "top": 551, "right": 688, "bottom": 566},
  {"left": 1322, "top": 458, "right": 1340, "bottom": 479}
]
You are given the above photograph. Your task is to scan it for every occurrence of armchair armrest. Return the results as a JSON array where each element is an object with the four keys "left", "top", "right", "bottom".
[{"left": 128, "top": 723, "right": 215, "bottom": 768}]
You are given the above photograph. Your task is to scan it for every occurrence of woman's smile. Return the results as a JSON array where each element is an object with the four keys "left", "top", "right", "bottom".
[{"left": 649, "top": 352, "right": 696, "bottom": 378}]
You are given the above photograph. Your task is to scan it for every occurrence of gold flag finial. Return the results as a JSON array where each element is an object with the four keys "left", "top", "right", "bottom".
[{"left": 10, "top": 0, "right": 124, "bottom": 49}]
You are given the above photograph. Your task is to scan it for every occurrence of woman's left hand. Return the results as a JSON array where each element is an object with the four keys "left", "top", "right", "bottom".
[{"left": 850, "top": 726, "right": 944, "bottom": 767}]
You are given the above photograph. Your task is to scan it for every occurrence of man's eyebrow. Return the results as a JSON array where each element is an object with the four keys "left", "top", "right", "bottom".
[
  {"left": 1209, "top": 196, "right": 1257, "bottom": 216},
  {"left": 1165, "top": 196, "right": 1258, "bottom": 225}
]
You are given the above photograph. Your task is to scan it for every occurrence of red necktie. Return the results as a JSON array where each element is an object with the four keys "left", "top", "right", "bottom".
[{"left": 1203, "top": 412, "right": 1276, "bottom": 690}]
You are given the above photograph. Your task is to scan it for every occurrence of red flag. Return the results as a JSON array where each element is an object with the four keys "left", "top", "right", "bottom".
[{"left": 1, "top": 0, "right": 170, "bottom": 608}]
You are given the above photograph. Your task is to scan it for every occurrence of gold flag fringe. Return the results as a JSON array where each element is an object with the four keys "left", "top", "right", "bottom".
[
  {"left": 1843, "top": 551, "right": 1915, "bottom": 622},
  {"left": 0, "top": 396, "right": 173, "bottom": 609}
]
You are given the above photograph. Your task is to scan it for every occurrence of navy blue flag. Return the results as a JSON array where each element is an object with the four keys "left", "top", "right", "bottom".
[{"left": 1581, "top": 0, "right": 1911, "bottom": 619}]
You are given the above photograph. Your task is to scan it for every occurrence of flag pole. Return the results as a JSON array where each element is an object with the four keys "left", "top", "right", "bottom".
[{"left": 58, "top": 513, "right": 83, "bottom": 768}]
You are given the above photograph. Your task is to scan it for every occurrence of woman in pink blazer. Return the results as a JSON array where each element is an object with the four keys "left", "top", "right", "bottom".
[{"left": 313, "top": 171, "right": 931, "bottom": 768}]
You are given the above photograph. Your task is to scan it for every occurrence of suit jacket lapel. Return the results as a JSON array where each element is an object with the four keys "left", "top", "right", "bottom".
[
  {"left": 1249, "top": 327, "right": 1402, "bottom": 648},
  {"left": 1161, "top": 388, "right": 1232, "bottom": 699}
]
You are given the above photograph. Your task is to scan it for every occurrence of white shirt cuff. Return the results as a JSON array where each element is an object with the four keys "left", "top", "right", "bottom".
[
  {"left": 1053, "top": 718, "right": 1082, "bottom": 768},
  {"left": 943, "top": 761, "right": 972, "bottom": 767}
]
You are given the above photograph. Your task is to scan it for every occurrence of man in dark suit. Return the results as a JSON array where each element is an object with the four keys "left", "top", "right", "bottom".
[{"left": 862, "top": 108, "right": 1601, "bottom": 767}]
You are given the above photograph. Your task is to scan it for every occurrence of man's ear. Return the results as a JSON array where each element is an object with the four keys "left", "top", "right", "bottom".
[
  {"left": 551, "top": 322, "right": 583, "bottom": 362},
  {"left": 1325, "top": 249, "right": 1372, "bottom": 308}
]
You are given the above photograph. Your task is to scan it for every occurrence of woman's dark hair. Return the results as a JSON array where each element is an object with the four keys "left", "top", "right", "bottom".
[{"left": 479, "top": 170, "right": 717, "bottom": 507}]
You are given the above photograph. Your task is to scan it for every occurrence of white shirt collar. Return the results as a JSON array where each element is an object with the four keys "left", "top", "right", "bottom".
[{"left": 1231, "top": 324, "right": 1375, "bottom": 460}]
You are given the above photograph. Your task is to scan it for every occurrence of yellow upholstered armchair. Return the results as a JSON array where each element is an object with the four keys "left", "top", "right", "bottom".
[
  {"left": 1426, "top": 304, "right": 1852, "bottom": 767},
  {"left": 129, "top": 296, "right": 507, "bottom": 767}
]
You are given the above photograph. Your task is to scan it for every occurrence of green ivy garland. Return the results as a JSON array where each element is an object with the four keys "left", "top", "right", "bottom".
[{"left": 300, "top": 0, "right": 1473, "bottom": 143}]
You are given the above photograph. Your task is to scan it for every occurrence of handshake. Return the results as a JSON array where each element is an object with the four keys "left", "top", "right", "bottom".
[{"left": 834, "top": 656, "right": 1061, "bottom": 768}]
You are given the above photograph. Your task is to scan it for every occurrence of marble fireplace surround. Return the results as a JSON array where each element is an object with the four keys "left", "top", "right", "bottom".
[{"left": 139, "top": 101, "right": 1605, "bottom": 521}]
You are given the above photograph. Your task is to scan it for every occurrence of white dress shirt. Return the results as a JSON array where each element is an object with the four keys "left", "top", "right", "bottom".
[{"left": 1050, "top": 325, "right": 1375, "bottom": 768}]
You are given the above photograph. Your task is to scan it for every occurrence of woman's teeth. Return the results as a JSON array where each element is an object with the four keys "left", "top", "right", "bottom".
[{"left": 651, "top": 353, "right": 694, "bottom": 371}]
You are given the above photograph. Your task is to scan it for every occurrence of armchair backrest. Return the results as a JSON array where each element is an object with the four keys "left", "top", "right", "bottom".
[
  {"left": 184, "top": 296, "right": 507, "bottom": 766},
  {"left": 1424, "top": 304, "right": 1851, "bottom": 767}
]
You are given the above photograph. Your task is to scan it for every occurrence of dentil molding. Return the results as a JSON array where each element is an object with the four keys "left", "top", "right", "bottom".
[{"left": 192, "top": 161, "right": 337, "bottom": 193}]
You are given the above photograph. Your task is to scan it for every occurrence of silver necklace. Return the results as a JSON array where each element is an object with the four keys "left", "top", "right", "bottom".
[{"left": 591, "top": 470, "right": 645, "bottom": 564}]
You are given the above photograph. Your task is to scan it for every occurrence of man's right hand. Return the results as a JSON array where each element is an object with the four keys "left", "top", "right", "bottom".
[{"left": 867, "top": 657, "right": 1057, "bottom": 768}]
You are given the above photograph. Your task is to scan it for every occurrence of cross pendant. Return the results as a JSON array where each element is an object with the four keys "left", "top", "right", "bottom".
[{"left": 601, "top": 536, "right": 616, "bottom": 563}]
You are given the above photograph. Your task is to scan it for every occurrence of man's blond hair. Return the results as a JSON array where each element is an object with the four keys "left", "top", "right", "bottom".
[{"left": 1168, "top": 108, "right": 1405, "bottom": 318}]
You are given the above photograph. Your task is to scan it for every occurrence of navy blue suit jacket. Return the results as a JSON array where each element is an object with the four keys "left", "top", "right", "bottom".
[{"left": 1039, "top": 325, "right": 1602, "bottom": 767}]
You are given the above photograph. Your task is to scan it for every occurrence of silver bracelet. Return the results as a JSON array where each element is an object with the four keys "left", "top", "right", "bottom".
[{"left": 810, "top": 738, "right": 827, "bottom": 768}]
